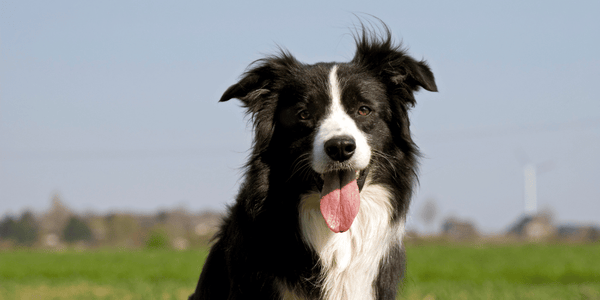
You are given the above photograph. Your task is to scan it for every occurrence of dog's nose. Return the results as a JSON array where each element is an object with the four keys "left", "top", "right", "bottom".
[{"left": 325, "top": 136, "right": 356, "bottom": 162}]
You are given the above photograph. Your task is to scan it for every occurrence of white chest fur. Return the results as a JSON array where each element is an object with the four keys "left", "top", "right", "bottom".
[{"left": 297, "top": 184, "right": 405, "bottom": 300}]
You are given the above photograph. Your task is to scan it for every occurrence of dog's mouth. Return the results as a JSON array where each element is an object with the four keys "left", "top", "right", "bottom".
[{"left": 314, "top": 168, "right": 369, "bottom": 233}]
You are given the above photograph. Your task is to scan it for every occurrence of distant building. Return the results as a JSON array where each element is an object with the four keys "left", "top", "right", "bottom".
[
  {"left": 442, "top": 217, "right": 478, "bottom": 240},
  {"left": 557, "top": 225, "right": 600, "bottom": 242},
  {"left": 39, "top": 194, "right": 72, "bottom": 247},
  {"left": 507, "top": 214, "right": 555, "bottom": 240}
]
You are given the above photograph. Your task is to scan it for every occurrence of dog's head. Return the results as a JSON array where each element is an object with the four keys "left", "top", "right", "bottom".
[{"left": 220, "top": 26, "right": 436, "bottom": 232}]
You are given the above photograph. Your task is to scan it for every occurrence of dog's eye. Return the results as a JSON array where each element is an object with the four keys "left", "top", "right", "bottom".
[
  {"left": 298, "top": 110, "right": 311, "bottom": 120},
  {"left": 358, "top": 106, "right": 372, "bottom": 116}
]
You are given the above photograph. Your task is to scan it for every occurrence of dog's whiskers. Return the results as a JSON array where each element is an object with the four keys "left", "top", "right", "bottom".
[
  {"left": 289, "top": 153, "right": 312, "bottom": 182},
  {"left": 372, "top": 149, "right": 399, "bottom": 176}
]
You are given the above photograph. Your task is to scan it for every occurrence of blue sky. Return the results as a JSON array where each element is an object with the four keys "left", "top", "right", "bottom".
[{"left": 1, "top": 0, "right": 599, "bottom": 233}]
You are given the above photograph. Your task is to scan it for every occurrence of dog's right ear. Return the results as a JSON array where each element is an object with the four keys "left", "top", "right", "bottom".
[
  {"left": 219, "top": 53, "right": 298, "bottom": 153},
  {"left": 219, "top": 52, "right": 299, "bottom": 114},
  {"left": 219, "top": 68, "right": 271, "bottom": 103},
  {"left": 218, "top": 65, "right": 273, "bottom": 118}
]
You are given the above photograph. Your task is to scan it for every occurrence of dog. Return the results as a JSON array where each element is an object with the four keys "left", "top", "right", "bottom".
[{"left": 189, "top": 23, "right": 437, "bottom": 300}]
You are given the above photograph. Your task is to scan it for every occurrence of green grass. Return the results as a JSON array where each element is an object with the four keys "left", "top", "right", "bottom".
[
  {"left": 402, "top": 243, "right": 600, "bottom": 300},
  {"left": 0, "top": 249, "right": 209, "bottom": 300},
  {"left": 1, "top": 243, "right": 599, "bottom": 299}
]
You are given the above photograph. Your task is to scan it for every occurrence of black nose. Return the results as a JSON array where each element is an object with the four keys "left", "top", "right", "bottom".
[{"left": 324, "top": 136, "right": 356, "bottom": 162}]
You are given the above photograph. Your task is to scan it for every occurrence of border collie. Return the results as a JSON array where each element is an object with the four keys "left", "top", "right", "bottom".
[{"left": 189, "top": 23, "right": 437, "bottom": 300}]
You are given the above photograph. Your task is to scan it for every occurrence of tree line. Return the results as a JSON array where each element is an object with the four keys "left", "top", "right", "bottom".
[
  {"left": 0, "top": 211, "right": 91, "bottom": 246},
  {"left": 0, "top": 195, "right": 222, "bottom": 249}
]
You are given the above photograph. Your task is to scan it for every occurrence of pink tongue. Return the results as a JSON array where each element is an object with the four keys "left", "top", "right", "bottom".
[{"left": 320, "top": 170, "right": 360, "bottom": 233}]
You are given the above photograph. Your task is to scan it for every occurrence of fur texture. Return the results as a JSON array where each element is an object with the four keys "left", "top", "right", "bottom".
[{"left": 189, "top": 23, "right": 437, "bottom": 300}]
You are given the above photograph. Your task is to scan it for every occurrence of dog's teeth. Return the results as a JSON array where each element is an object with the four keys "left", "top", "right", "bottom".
[{"left": 356, "top": 171, "right": 360, "bottom": 179}]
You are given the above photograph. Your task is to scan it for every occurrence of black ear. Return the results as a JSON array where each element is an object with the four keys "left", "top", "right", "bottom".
[
  {"left": 392, "top": 57, "right": 437, "bottom": 92},
  {"left": 219, "top": 52, "right": 299, "bottom": 104},
  {"left": 219, "top": 65, "right": 272, "bottom": 105},
  {"left": 352, "top": 25, "right": 437, "bottom": 94},
  {"left": 219, "top": 52, "right": 299, "bottom": 153}
]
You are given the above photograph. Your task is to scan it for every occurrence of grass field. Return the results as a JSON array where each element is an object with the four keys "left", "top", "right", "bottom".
[{"left": 1, "top": 243, "right": 599, "bottom": 300}]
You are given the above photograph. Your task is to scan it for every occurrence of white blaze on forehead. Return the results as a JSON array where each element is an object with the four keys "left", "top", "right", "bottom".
[
  {"left": 312, "top": 65, "right": 371, "bottom": 174},
  {"left": 329, "top": 65, "right": 342, "bottom": 107}
]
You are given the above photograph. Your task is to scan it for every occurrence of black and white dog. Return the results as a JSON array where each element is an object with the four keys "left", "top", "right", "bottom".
[{"left": 190, "top": 24, "right": 437, "bottom": 300}]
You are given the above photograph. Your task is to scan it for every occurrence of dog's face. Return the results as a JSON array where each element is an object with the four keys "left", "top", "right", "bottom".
[
  {"left": 267, "top": 63, "right": 387, "bottom": 184},
  {"left": 220, "top": 32, "right": 437, "bottom": 232}
]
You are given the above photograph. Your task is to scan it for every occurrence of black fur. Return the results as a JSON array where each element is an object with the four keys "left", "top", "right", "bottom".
[{"left": 190, "top": 23, "right": 436, "bottom": 300}]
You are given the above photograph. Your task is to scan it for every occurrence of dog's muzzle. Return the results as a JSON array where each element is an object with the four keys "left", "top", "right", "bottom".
[{"left": 315, "top": 136, "right": 370, "bottom": 233}]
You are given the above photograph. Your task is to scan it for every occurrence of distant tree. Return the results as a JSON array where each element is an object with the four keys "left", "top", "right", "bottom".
[
  {"left": 156, "top": 210, "right": 168, "bottom": 223},
  {"left": 16, "top": 211, "right": 39, "bottom": 245},
  {"left": 0, "top": 216, "right": 17, "bottom": 239},
  {"left": 2, "top": 211, "right": 40, "bottom": 246},
  {"left": 62, "top": 216, "right": 93, "bottom": 243},
  {"left": 145, "top": 226, "right": 169, "bottom": 249}
]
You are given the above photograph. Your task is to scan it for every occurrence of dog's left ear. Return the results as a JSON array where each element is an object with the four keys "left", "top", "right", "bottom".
[
  {"left": 352, "top": 31, "right": 437, "bottom": 94},
  {"left": 389, "top": 57, "right": 438, "bottom": 93}
]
